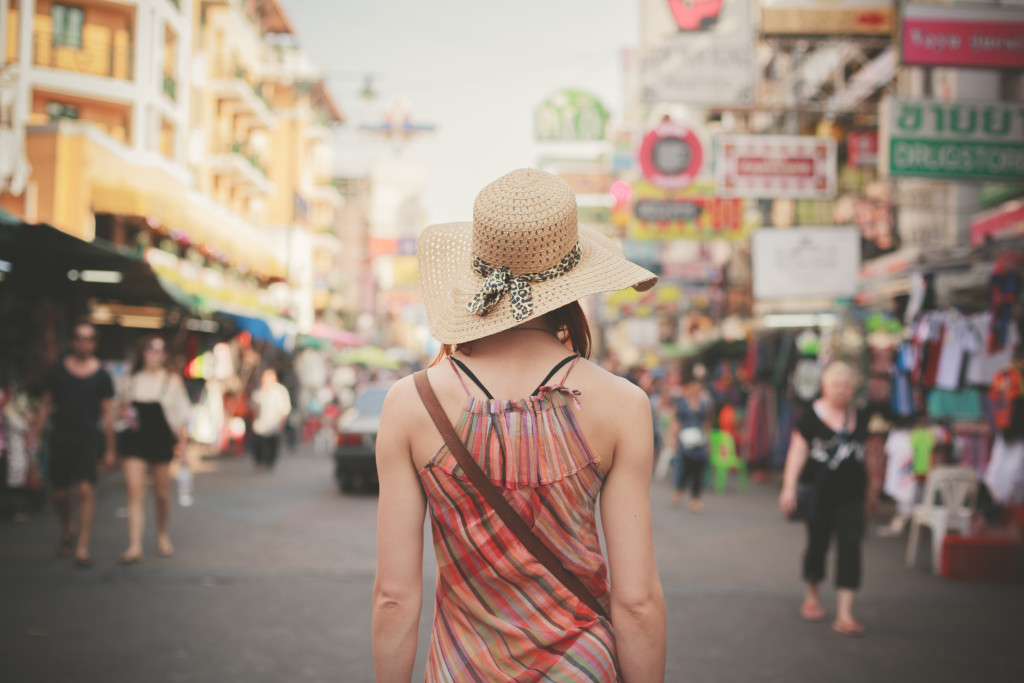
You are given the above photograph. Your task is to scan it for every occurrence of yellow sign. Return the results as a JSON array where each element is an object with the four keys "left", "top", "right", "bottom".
[{"left": 628, "top": 182, "right": 757, "bottom": 241}]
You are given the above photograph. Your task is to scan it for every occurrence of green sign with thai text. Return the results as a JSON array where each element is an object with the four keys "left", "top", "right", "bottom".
[{"left": 886, "top": 99, "right": 1024, "bottom": 181}]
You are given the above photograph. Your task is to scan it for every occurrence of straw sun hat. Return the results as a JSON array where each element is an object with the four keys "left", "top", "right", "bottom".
[{"left": 418, "top": 168, "right": 658, "bottom": 345}]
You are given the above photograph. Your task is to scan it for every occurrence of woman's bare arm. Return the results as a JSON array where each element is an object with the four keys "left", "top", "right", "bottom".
[
  {"left": 600, "top": 382, "right": 666, "bottom": 682},
  {"left": 372, "top": 378, "right": 427, "bottom": 682},
  {"left": 779, "top": 431, "right": 809, "bottom": 516}
]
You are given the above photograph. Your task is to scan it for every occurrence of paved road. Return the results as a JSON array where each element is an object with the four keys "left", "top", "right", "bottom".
[{"left": 1, "top": 446, "right": 1021, "bottom": 683}]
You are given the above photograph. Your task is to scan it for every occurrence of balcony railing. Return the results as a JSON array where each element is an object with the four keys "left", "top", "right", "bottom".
[
  {"left": 228, "top": 142, "right": 267, "bottom": 176},
  {"left": 163, "top": 74, "right": 177, "bottom": 101},
  {"left": 33, "top": 30, "right": 134, "bottom": 81}
]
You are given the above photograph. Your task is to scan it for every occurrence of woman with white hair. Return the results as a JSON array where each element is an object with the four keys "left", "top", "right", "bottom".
[{"left": 779, "top": 361, "right": 870, "bottom": 637}]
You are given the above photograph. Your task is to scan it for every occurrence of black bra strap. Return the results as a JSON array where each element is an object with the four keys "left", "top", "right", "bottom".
[
  {"left": 450, "top": 354, "right": 580, "bottom": 400},
  {"left": 531, "top": 355, "right": 579, "bottom": 396},
  {"left": 450, "top": 357, "right": 494, "bottom": 400}
]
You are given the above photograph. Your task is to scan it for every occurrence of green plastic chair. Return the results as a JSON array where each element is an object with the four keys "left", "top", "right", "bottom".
[{"left": 708, "top": 429, "right": 748, "bottom": 493}]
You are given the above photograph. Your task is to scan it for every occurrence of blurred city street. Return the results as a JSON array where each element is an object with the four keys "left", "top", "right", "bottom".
[{"left": 1, "top": 447, "right": 1021, "bottom": 683}]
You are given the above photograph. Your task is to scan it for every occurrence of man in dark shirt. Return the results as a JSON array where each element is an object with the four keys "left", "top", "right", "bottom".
[{"left": 33, "top": 323, "right": 115, "bottom": 567}]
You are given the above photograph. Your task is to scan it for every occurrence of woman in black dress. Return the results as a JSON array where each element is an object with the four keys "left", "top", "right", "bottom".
[
  {"left": 117, "top": 336, "right": 191, "bottom": 563},
  {"left": 779, "top": 361, "right": 871, "bottom": 637}
]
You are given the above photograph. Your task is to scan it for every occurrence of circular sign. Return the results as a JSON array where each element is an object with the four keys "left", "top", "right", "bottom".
[{"left": 638, "top": 121, "right": 702, "bottom": 189}]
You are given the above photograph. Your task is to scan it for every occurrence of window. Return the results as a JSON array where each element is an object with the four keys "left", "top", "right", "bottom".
[
  {"left": 45, "top": 102, "right": 79, "bottom": 121},
  {"left": 52, "top": 4, "right": 84, "bottom": 49}
]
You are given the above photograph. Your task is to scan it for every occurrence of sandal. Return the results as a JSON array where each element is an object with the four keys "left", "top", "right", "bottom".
[
  {"left": 800, "top": 601, "right": 826, "bottom": 622},
  {"left": 74, "top": 555, "right": 93, "bottom": 569},
  {"left": 832, "top": 618, "right": 865, "bottom": 637},
  {"left": 157, "top": 540, "right": 175, "bottom": 558},
  {"left": 57, "top": 527, "right": 77, "bottom": 558},
  {"left": 118, "top": 551, "right": 143, "bottom": 565}
]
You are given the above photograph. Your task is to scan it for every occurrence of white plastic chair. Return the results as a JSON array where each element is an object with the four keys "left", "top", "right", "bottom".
[{"left": 905, "top": 466, "right": 979, "bottom": 574}]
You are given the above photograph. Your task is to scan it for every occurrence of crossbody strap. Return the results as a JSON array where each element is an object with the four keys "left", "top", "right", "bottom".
[{"left": 413, "top": 370, "right": 610, "bottom": 622}]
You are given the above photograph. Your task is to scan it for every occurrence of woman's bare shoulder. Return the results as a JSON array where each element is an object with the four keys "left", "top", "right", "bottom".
[{"left": 575, "top": 359, "right": 651, "bottom": 407}]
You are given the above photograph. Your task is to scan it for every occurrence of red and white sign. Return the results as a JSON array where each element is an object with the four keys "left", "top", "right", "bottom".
[
  {"left": 638, "top": 120, "right": 703, "bottom": 190},
  {"left": 901, "top": 3, "right": 1024, "bottom": 69},
  {"left": 970, "top": 201, "right": 1024, "bottom": 247},
  {"left": 847, "top": 131, "right": 879, "bottom": 168},
  {"left": 715, "top": 135, "right": 837, "bottom": 199}
]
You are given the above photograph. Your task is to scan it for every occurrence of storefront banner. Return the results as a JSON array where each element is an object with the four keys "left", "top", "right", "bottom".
[
  {"left": 848, "top": 131, "right": 879, "bottom": 168},
  {"left": 627, "top": 182, "right": 756, "bottom": 241},
  {"left": 144, "top": 248, "right": 286, "bottom": 316},
  {"left": 715, "top": 135, "right": 837, "bottom": 199},
  {"left": 882, "top": 98, "right": 1024, "bottom": 181},
  {"left": 901, "top": 4, "right": 1024, "bottom": 69},
  {"left": 639, "top": 0, "right": 756, "bottom": 106},
  {"left": 761, "top": 0, "right": 893, "bottom": 36},
  {"left": 970, "top": 201, "right": 1024, "bottom": 246},
  {"left": 751, "top": 227, "right": 861, "bottom": 300}
]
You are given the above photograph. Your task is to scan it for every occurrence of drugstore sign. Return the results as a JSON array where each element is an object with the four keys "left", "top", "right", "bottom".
[{"left": 883, "top": 98, "right": 1024, "bottom": 181}]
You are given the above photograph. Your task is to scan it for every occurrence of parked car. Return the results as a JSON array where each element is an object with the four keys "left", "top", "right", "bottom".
[{"left": 333, "top": 381, "right": 393, "bottom": 493}]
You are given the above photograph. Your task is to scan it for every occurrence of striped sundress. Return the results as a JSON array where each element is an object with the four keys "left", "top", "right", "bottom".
[{"left": 418, "top": 355, "right": 618, "bottom": 682}]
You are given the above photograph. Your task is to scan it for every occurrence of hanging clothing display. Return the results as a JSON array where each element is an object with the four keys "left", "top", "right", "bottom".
[
  {"left": 984, "top": 435, "right": 1024, "bottom": 504},
  {"left": 883, "top": 429, "right": 917, "bottom": 516},
  {"left": 926, "top": 388, "right": 983, "bottom": 421},
  {"left": 990, "top": 365, "right": 1024, "bottom": 440},
  {"left": 933, "top": 311, "right": 982, "bottom": 391},
  {"left": 965, "top": 312, "right": 1019, "bottom": 386},
  {"left": 910, "top": 426, "right": 937, "bottom": 477},
  {"left": 988, "top": 265, "right": 1019, "bottom": 352}
]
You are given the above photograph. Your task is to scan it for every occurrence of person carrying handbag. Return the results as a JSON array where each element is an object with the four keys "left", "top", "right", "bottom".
[
  {"left": 779, "top": 361, "right": 873, "bottom": 637},
  {"left": 372, "top": 170, "right": 666, "bottom": 682}
]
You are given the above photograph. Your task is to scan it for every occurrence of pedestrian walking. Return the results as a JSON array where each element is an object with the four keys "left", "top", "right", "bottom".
[
  {"left": 32, "top": 323, "right": 115, "bottom": 568},
  {"left": 372, "top": 169, "right": 666, "bottom": 682},
  {"left": 249, "top": 368, "right": 291, "bottom": 472},
  {"left": 117, "top": 335, "right": 191, "bottom": 564},
  {"left": 779, "top": 361, "right": 872, "bottom": 637},
  {"left": 670, "top": 364, "right": 713, "bottom": 512}
]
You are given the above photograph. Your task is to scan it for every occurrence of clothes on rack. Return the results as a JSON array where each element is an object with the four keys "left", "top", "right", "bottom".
[
  {"left": 984, "top": 434, "right": 1024, "bottom": 504},
  {"left": 883, "top": 429, "right": 917, "bottom": 516},
  {"left": 965, "top": 312, "right": 1019, "bottom": 387}
]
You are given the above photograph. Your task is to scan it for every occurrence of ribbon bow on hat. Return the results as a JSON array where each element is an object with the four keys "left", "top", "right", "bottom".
[{"left": 466, "top": 242, "right": 583, "bottom": 321}]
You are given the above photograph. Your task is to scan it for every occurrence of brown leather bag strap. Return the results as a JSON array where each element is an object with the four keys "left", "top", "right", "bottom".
[{"left": 413, "top": 370, "right": 610, "bottom": 622}]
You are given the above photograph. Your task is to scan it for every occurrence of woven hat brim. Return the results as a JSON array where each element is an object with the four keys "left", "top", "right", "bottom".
[{"left": 417, "top": 222, "right": 658, "bottom": 345}]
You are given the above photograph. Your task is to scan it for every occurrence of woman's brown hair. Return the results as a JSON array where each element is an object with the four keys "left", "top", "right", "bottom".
[
  {"left": 131, "top": 334, "right": 173, "bottom": 374},
  {"left": 431, "top": 301, "right": 592, "bottom": 366}
]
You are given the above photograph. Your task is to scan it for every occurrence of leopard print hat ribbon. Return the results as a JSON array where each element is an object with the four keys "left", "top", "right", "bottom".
[{"left": 466, "top": 242, "right": 583, "bottom": 321}]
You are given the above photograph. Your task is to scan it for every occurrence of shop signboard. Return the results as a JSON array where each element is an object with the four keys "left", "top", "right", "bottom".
[
  {"left": 970, "top": 202, "right": 1024, "bottom": 246},
  {"left": 761, "top": 0, "right": 893, "bottom": 36},
  {"left": 639, "top": 0, "right": 756, "bottom": 106},
  {"left": 715, "top": 135, "right": 837, "bottom": 199},
  {"left": 751, "top": 227, "right": 861, "bottom": 300},
  {"left": 848, "top": 131, "right": 879, "bottom": 168},
  {"left": 639, "top": 120, "right": 703, "bottom": 189},
  {"left": 901, "top": 3, "right": 1024, "bottom": 69},
  {"left": 534, "top": 90, "right": 609, "bottom": 141},
  {"left": 628, "top": 182, "right": 755, "bottom": 241},
  {"left": 883, "top": 98, "right": 1024, "bottom": 181}
]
